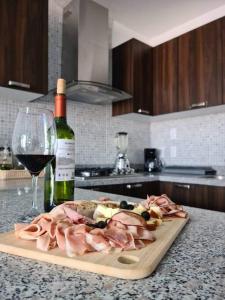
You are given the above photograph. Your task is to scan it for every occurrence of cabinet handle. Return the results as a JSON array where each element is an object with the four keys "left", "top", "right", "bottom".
[
  {"left": 8, "top": 80, "right": 30, "bottom": 89},
  {"left": 126, "top": 183, "right": 143, "bottom": 189},
  {"left": 137, "top": 109, "right": 150, "bottom": 115},
  {"left": 175, "top": 184, "right": 190, "bottom": 189},
  {"left": 189, "top": 101, "right": 207, "bottom": 110}
]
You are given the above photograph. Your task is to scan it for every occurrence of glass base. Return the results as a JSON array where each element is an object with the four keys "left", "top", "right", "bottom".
[{"left": 17, "top": 208, "right": 41, "bottom": 223}]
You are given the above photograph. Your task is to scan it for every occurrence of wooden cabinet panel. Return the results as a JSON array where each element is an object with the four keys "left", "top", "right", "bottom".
[
  {"left": 203, "top": 185, "right": 225, "bottom": 212},
  {"left": 0, "top": 0, "right": 48, "bottom": 94},
  {"left": 82, "top": 181, "right": 159, "bottom": 199},
  {"left": 160, "top": 181, "right": 225, "bottom": 212},
  {"left": 159, "top": 181, "right": 190, "bottom": 206},
  {"left": 81, "top": 180, "right": 225, "bottom": 212},
  {"left": 82, "top": 184, "right": 125, "bottom": 195},
  {"left": 123, "top": 181, "right": 159, "bottom": 199},
  {"left": 222, "top": 17, "right": 225, "bottom": 104},
  {"left": 153, "top": 38, "right": 178, "bottom": 115},
  {"left": 112, "top": 39, "right": 152, "bottom": 116},
  {"left": 178, "top": 19, "right": 222, "bottom": 110}
]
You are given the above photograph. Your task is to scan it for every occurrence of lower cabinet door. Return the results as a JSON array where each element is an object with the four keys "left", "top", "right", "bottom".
[
  {"left": 81, "top": 181, "right": 160, "bottom": 199},
  {"left": 160, "top": 182, "right": 190, "bottom": 206},
  {"left": 205, "top": 186, "right": 225, "bottom": 212},
  {"left": 80, "top": 181, "right": 225, "bottom": 212},
  {"left": 84, "top": 184, "right": 125, "bottom": 195},
  {"left": 160, "top": 182, "right": 225, "bottom": 212},
  {"left": 123, "top": 181, "right": 160, "bottom": 199}
]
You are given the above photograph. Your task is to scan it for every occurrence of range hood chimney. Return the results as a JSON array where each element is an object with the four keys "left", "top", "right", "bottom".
[{"left": 61, "top": 0, "right": 131, "bottom": 104}]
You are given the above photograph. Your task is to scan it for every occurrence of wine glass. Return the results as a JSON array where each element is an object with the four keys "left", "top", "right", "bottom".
[{"left": 12, "top": 106, "right": 57, "bottom": 221}]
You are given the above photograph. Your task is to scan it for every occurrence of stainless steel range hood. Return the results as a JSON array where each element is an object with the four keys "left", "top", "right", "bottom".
[{"left": 61, "top": 0, "right": 131, "bottom": 104}]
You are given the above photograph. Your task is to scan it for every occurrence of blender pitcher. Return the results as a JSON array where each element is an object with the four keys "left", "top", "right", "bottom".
[
  {"left": 115, "top": 132, "right": 128, "bottom": 155},
  {"left": 112, "top": 132, "right": 134, "bottom": 175}
]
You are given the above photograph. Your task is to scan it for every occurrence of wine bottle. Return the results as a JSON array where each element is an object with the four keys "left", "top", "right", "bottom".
[{"left": 44, "top": 79, "right": 75, "bottom": 212}]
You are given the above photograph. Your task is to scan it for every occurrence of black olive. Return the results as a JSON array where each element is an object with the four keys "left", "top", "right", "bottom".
[
  {"left": 88, "top": 223, "right": 98, "bottom": 228},
  {"left": 96, "top": 221, "right": 107, "bottom": 229},
  {"left": 141, "top": 211, "right": 151, "bottom": 221},
  {"left": 120, "top": 200, "right": 128, "bottom": 209},
  {"left": 127, "top": 204, "right": 134, "bottom": 210}
]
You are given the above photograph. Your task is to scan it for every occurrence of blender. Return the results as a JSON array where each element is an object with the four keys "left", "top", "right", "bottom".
[{"left": 112, "top": 132, "right": 134, "bottom": 175}]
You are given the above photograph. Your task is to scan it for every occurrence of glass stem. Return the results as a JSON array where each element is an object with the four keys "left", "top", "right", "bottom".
[{"left": 32, "top": 175, "right": 38, "bottom": 210}]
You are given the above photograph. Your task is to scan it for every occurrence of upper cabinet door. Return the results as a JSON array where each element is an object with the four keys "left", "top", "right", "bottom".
[
  {"left": 153, "top": 38, "right": 178, "bottom": 115},
  {"left": 178, "top": 19, "right": 222, "bottom": 111},
  {"left": 112, "top": 39, "right": 133, "bottom": 115},
  {"left": 0, "top": 0, "right": 48, "bottom": 94},
  {"left": 112, "top": 39, "right": 152, "bottom": 116}
]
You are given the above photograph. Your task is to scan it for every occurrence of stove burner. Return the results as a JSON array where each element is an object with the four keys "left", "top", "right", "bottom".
[{"left": 75, "top": 167, "right": 114, "bottom": 178}]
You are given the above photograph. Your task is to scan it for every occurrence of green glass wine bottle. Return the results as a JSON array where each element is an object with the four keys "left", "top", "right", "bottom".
[{"left": 44, "top": 79, "right": 75, "bottom": 212}]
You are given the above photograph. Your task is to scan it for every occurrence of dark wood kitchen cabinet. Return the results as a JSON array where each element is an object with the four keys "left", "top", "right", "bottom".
[
  {"left": 159, "top": 181, "right": 191, "bottom": 206},
  {"left": 153, "top": 38, "right": 178, "bottom": 115},
  {"left": 178, "top": 19, "right": 222, "bottom": 111},
  {"left": 0, "top": 0, "right": 48, "bottom": 94},
  {"left": 112, "top": 39, "right": 152, "bottom": 116},
  {"left": 123, "top": 181, "right": 159, "bottom": 199},
  {"left": 160, "top": 181, "right": 225, "bottom": 212},
  {"left": 82, "top": 180, "right": 225, "bottom": 212},
  {"left": 82, "top": 181, "right": 159, "bottom": 199}
]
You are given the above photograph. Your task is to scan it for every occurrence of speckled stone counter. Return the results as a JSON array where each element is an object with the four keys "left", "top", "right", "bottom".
[
  {"left": 75, "top": 173, "right": 225, "bottom": 188},
  {"left": 0, "top": 183, "right": 225, "bottom": 300}
]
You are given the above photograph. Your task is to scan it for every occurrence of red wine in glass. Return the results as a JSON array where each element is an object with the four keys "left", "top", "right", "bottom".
[
  {"left": 12, "top": 107, "right": 57, "bottom": 221},
  {"left": 16, "top": 154, "right": 55, "bottom": 176}
]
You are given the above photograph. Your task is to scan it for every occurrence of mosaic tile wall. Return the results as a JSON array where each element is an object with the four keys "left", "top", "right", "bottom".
[
  {"left": 150, "top": 113, "right": 225, "bottom": 167},
  {"left": 0, "top": 0, "right": 150, "bottom": 166}
]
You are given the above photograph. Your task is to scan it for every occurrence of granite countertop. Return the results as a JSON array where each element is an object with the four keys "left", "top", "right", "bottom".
[
  {"left": 75, "top": 172, "right": 225, "bottom": 188},
  {"left": 0, "top": 182, "right": 225, "bottom": 299}
]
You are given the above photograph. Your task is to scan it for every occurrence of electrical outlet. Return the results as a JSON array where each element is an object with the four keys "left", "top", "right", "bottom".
[
  {"left": 160, "top": 147, "right": 165, "bottom": 158},
  {"left": 170, "top": 128, "right": 177, "bottom": 140},
  {"left": 170, "top": 146, "right": 177, "bottom": 158}
]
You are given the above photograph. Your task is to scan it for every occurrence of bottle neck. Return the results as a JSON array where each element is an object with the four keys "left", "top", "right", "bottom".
[
  {"left": 54, "top": 94, "right": 66, "bottom": 118},
  {"left": 54, "top": 116, "right": 67, "bottom": 124}
]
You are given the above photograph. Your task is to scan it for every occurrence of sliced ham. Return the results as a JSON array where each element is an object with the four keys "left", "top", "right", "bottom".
[
  {"left": 50, "top": 203, "right": 94, "bottom": 225},
  {"left": 108, "top": 217, "right": 155, "bottom": 241},
  {"left": 15, "top": 202, "right": 157, "bottom": 256},
  {"left": 104, "top": 227, "right": 136, "bottom": 250},
  {"left": 126, "top": 225, "right": 156, "bottom": 241},
  {"left": 15, "top": 223, "right": 45, "bottom": 240},
  {"left": 111, "top": 211, "right": 146, "bottom": 227},
  {"left": 32, "top": 214, "right": 57, "bottom": 239},
  {"left": 55, "top": 222, "right": 72, "bottom": 251},
  {"left": 143, "top": 194, "right": 188, "bottom": 219},
  {"left": 174, "top": 211, "right": 188, "bottom": 218},
  {"left": 86, "top": 231, "right": 111, "bottom": 252},
  {"left": 64, "top": 225, "right": 94, "bottom": 257},
  {"left": 36, "top": 232, "right": 57, "bottom": 251}
]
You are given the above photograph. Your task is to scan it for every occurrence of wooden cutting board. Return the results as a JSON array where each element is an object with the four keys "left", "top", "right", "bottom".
[{"left": 0, "top": 217, "right": 189, "bottom": 280}]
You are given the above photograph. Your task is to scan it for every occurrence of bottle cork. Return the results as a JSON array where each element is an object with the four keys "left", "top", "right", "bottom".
[{"left": 56, "top": 78, "right": 66, "bottom": 94}]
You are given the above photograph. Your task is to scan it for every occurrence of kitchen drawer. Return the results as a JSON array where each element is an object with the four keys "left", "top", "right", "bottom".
[
  {"left": 81, "top": 181, "right": 160, "bottom": 199},
  {"left": 160, "top": 181, "right": 225, "bottom": 212},
  {"left": 160, "top": 181, "right": 190, "bottom": 206}
]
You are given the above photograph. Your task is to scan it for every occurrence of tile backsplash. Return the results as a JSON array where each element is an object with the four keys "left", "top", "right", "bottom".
[
  {"left": 0, "top": 96, "right": 150, "bottom": 165},
  {"left": 150, "top": 113, "right": 225, "bottom": 167}
]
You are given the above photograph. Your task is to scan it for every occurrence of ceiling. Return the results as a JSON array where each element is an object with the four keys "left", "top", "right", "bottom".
[
  {"left": 56, "top": 0, "right": 225, "bottom": 46},
  {"left": 94, "top": 0, "right": 225, "bottom": 46}
]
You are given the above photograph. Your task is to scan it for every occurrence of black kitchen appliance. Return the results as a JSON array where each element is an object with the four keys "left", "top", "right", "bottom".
[
  {"left": 144, "top": 148, "right": 162, "bottom": 172},
  {"left": 162, "top": 166, "right": 217, "bottom": 176}
]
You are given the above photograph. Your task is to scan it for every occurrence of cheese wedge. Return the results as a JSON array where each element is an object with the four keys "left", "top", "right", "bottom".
[{"left": 93, "top": 204, "right": 120, "bottom": 220}]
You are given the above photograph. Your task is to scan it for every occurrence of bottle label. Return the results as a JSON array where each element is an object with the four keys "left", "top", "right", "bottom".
[{"left": 55, "top": 139, "right": 75, "bottom": 181}]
